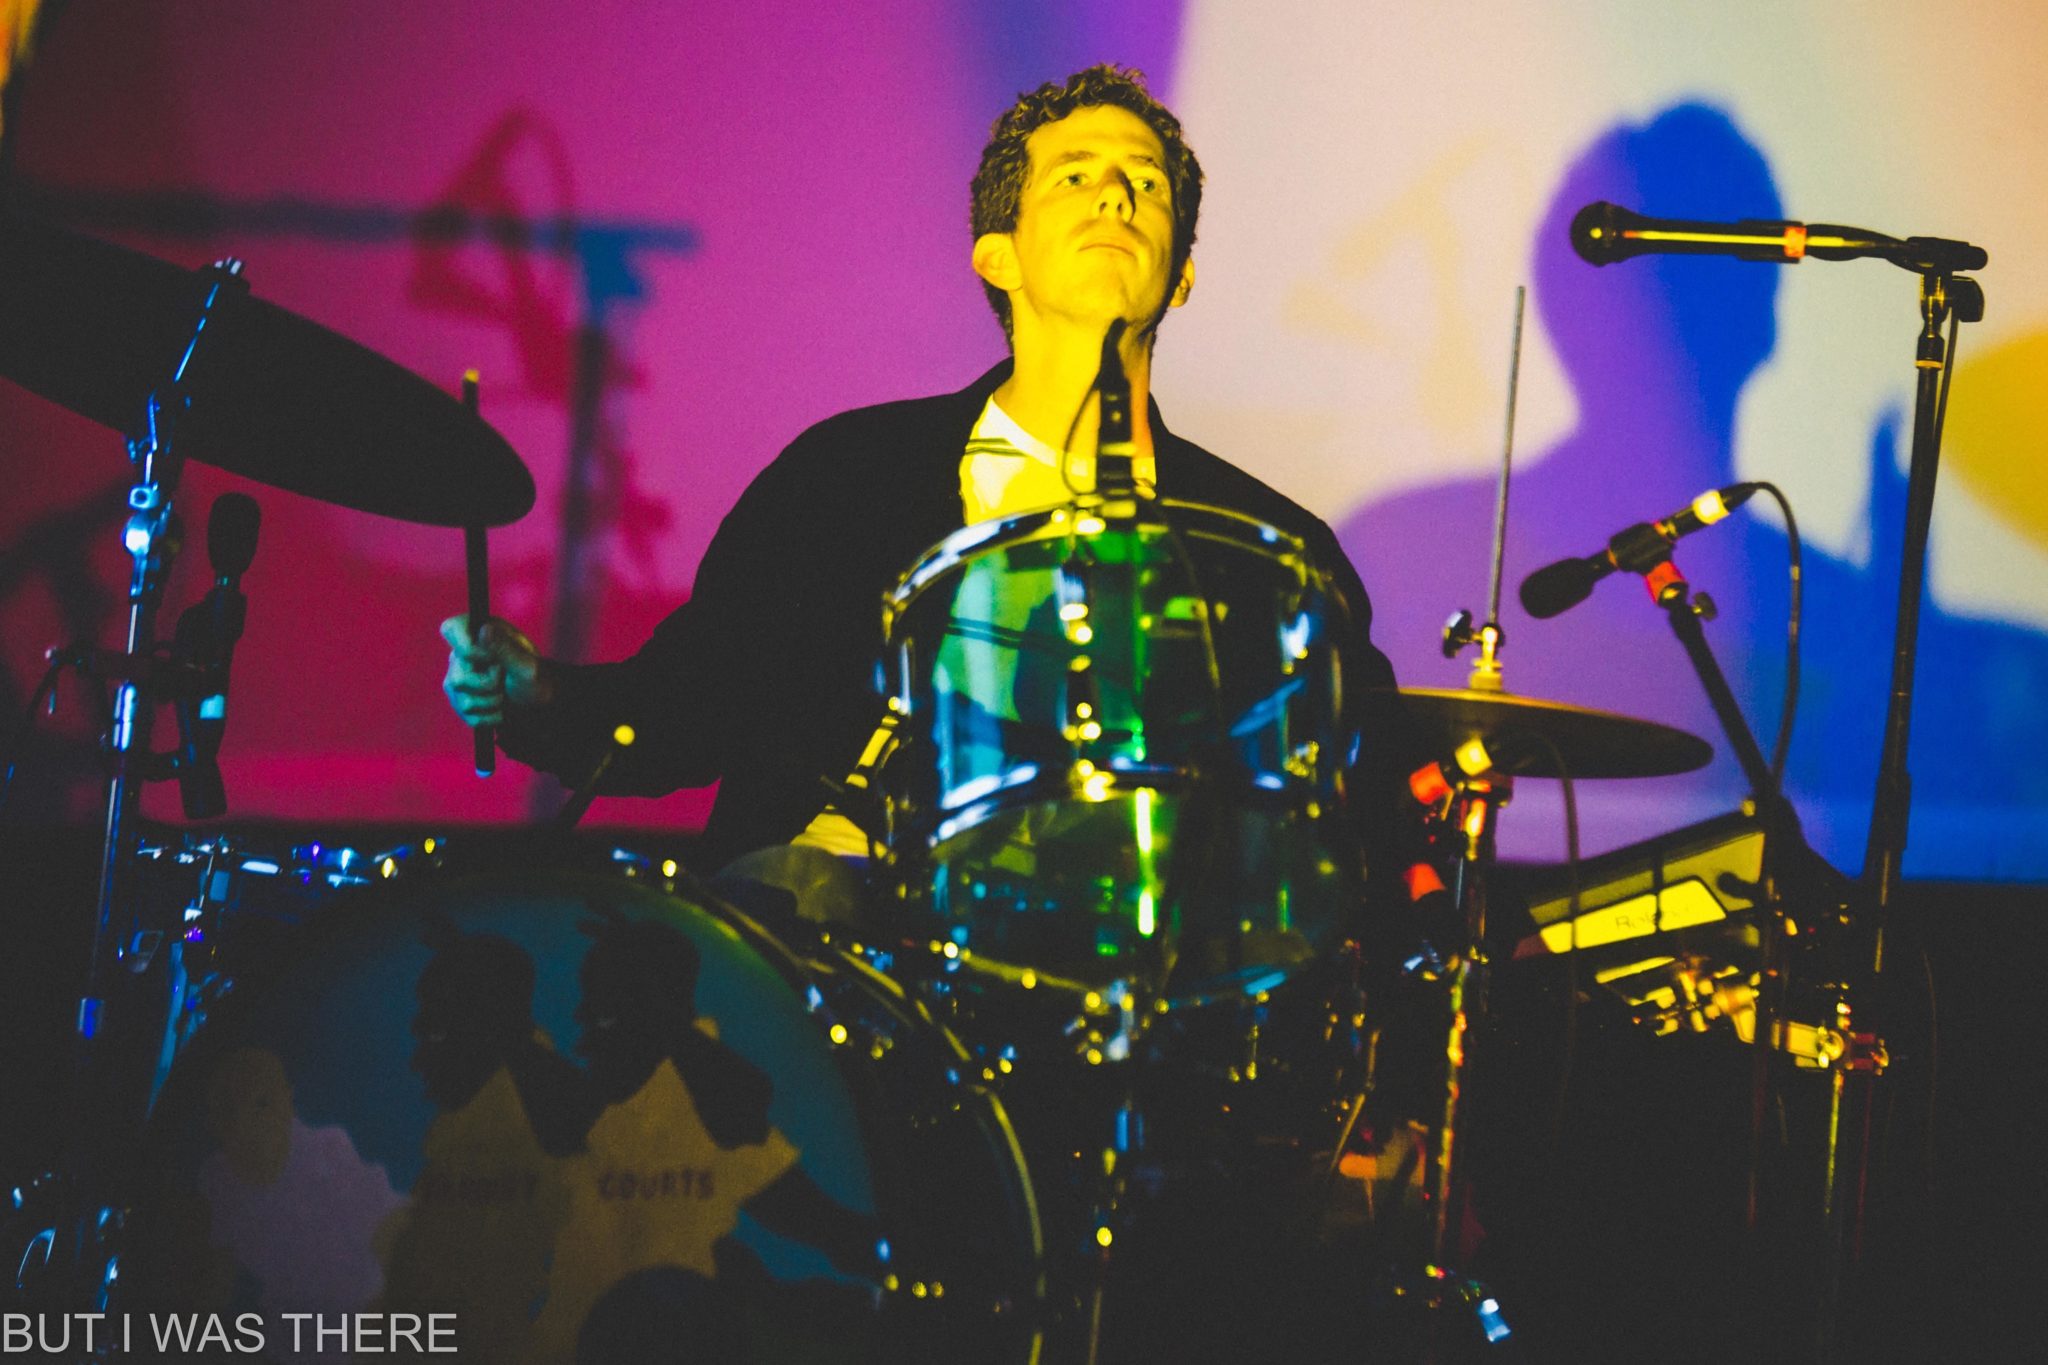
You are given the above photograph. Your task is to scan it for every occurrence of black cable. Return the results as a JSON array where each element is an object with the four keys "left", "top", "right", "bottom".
[
  {"left": 1934, "top": 309, "right": 1960, "bottom": 452},
  {"left": 1750, "top": 481, "right": 1802, "bottom": 790},
  {"left": 1059, "top": 383, "right": 1093, "bottom": 500}
]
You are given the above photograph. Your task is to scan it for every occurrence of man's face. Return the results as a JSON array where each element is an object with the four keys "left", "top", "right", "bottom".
[{"left": 977, "top": 104, "right": 1192, "bottom": 336}]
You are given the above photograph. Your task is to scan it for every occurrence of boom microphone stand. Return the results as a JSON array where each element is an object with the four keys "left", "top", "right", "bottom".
[
  {"left": 1633, "top": 269, "right": 1983, "bottom": 1358},
  {"left": 1829, "top": 265, "right": 1983, "bottom": 1360},
  {"left": 1571, "top": 202, "right": 1987, "bottom": 1359}
]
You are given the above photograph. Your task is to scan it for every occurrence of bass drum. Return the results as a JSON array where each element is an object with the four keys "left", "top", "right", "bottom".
[{"left": 123, "top": 863, "right": 1043, "bottom": 1364}]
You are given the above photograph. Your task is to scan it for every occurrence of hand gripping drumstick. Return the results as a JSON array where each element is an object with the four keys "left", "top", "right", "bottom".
[{"left": 461, "top": 369, "right": 496, "bottom": 777}]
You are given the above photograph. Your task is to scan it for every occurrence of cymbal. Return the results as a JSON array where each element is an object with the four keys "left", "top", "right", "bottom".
[
  {"left": 0, "top": 214, "right": 534, "bottom": 528},
  {"left": 1379, "top": 686, "right": 1713, "bottom": 779}
]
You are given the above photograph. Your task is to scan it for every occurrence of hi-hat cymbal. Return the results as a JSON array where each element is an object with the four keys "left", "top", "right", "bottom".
[
  {"left": 1379, "top": 686, "right": 1713, "bottom": 779},
  {"left": 0, "top": 214, "right": 534, "bottom": 528}
]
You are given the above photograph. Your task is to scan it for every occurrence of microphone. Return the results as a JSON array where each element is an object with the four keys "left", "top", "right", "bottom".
[
  {"left": 172, "top": 492, "right": 260, "bottom": 817},
  {"left": 1094, "top": 318, "right": 1136, "bottom": 496},
  {"left": 1520, "top": 483, "right": 1757, "bottom": 620},
  {"left": 1572, "top": 201, "right": 1986, "bottom": 273}
]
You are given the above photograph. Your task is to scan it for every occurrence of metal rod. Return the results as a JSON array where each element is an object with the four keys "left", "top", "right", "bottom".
[
  {"left": 1656, "top": 570, "right": 1777, "bottom": 803},
  {"left": 1484, "top": 286, "right": 1527, "bottom": 629},
  {"left": 1827, "top": 268, "right": 1976, "bottom": 1364},
  {"left": 1430, "top": 782, "right": 1498, "bottom": 1265}
]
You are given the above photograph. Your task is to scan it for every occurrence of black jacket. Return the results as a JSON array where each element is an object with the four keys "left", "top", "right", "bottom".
[{"left": 502, "top": 362, "right": 1413, "bottom": 876}]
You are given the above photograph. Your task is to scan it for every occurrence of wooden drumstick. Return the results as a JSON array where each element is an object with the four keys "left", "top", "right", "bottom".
[{"left": 461, "top": 369, "right": 495, "bottom": 777}]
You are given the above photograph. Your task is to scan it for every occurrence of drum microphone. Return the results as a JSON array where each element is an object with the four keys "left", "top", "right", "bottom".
[
  {"left": 172, "top": 492, "right": 261, "bottom": 818},
  {"left": 1571, "top": 201, "right": 1987, "bottom": 273},
  {"left": 1094, "top": 318, "right": 1137, "bottom": 496},
  {"left": 1519, "top": 483, "right": 1759, "bottom": 620}
]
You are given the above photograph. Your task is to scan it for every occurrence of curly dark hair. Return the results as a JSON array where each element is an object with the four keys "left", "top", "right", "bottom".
[{"left": 970, "top": 64, "right": 1204, "bottom": 341}]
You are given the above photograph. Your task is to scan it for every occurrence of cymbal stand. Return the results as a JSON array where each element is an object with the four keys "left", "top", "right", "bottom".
[
  {"left": 62, "top": 259, "right": 246, "bottom": 1290},
  {"left": 1427, "top": 768, "right": 1509, "bottom": 1268},
  {"left": 1416, "top": 285, "right": 1526, "bottom": 1345}
]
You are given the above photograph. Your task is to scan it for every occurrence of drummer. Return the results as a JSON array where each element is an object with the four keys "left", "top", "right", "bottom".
[{"left": 443, "top": 64, "right": 1417, "bottom": 890}]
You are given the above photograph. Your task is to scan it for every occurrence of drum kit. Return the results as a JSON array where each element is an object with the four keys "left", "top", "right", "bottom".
[{"left": 0, "top": 209, "right": 1966, "bottom": 1363}]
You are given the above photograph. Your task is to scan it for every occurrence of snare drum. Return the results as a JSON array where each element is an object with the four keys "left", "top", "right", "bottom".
[
  {"left": 124, "top": 860, "right": 1043, "bottom": 1363},
  {"left": 878, "top": 500, "right": 1358, "bottom": 1006}
]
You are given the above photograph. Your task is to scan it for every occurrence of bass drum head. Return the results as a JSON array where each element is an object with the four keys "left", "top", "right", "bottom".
[{"left": 126, "top": 869, "right": 1041, "bottom": 1364}]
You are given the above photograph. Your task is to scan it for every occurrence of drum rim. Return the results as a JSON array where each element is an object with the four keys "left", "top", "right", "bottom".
[{"left": 881, "top": 497, "right": 1316, "bottom": 635}]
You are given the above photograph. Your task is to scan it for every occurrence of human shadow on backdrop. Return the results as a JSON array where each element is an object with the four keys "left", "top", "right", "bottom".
[{"left": 1339, "top": 103, "right": 2048, "bottom": 880}]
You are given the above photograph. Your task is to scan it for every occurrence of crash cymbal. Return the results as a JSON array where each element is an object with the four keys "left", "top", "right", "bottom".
[
  {"left": 1380, "top": 686, "right": 1713, "bottom": 779},
  {"left": 0, "top": 213, "right": 533, "bottom": 527}
]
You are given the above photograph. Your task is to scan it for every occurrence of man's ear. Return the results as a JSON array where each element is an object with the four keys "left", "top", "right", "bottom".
[
  {"left": 973, "top": 232, "right": 1021, "bottom": 294},
  {"left": 1168, "top": 254, "right": 1196, "bottom": 309}
]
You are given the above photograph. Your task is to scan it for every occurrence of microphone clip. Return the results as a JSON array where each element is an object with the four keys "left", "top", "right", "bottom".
[{"left": 1608, "top": 521, "right": 1677, "bottom": 577}]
